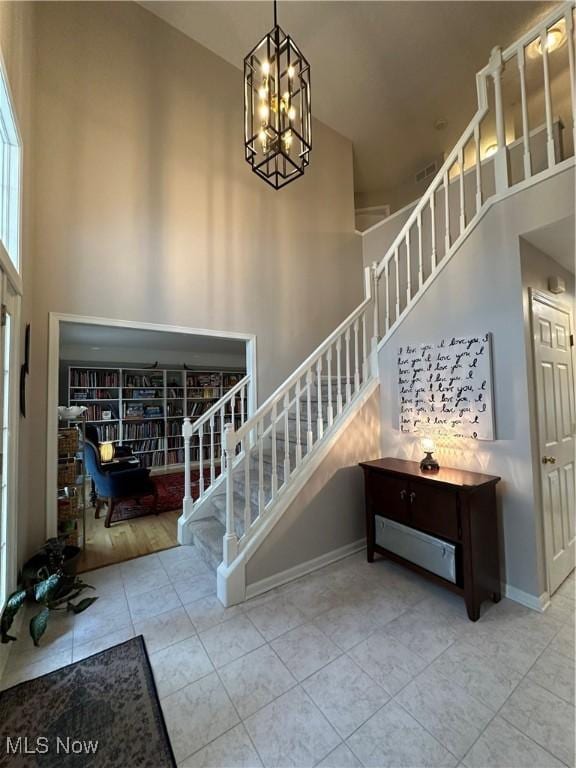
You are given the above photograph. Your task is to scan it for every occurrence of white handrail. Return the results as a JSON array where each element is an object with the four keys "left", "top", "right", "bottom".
[
  {"left": 233, "top": 295, "right": 372, "bottom": 443},
  {"left": 374, "top": 2, "right": 574, "bottom": 331},
  {"left": 181, "top": 374, "right": 251, "bottom": 521}
]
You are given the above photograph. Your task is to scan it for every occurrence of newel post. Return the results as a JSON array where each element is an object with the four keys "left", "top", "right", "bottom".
[
  {"left": 222, "top": 423, "right": 238, "bottom": 566},
  {"left": 488, "top": 46, "right": 510, "bottom": 193},
  {"left": 182, "top": 417, "right": 193, "bottom": 518},
  {"left": 178, "top": 417, "right": 195, "bottom": 544}
]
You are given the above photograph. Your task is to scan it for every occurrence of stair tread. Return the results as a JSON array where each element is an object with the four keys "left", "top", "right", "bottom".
[{"left": 189, "top": 517, "right": 224, "bottom": 571}]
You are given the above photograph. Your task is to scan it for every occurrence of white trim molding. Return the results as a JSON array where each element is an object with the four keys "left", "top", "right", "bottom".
[
  {"left": 504, "top": 582, "right": 551, "bottom": 613},
  {"left": 245, "top": 538, "right": 366, "bottom": 602},
  {"left": 217, "top": 377, "right": 379, "bottom": 606},
  {"left": 46, "top": 312, "right": 257, "bottom": 540}
]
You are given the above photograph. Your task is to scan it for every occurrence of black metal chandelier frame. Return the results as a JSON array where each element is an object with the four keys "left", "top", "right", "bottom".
[{"left": 244, "top": 0, "right": 312, "bottom": 189}]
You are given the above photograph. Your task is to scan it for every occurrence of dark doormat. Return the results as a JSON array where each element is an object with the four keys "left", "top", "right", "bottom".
[{"left": 0, "top": 636, "right": 176, "bottom": 768}]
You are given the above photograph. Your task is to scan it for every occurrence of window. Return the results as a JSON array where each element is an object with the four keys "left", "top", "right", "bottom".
[{"left": 0, "top": 59, "right": 21, "bottom": 272}]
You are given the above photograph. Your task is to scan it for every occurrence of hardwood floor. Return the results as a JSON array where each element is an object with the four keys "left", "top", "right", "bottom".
[{"left": 78, "top": 506, "right": 180, "bottom": 572}]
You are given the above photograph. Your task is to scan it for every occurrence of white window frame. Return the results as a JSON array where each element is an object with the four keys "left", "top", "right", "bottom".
[{"left": 0, "top": 46, "right": 22, "bottom": 610}]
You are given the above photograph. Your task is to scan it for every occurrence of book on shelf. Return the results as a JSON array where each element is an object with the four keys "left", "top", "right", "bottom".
[
  {"left": 129, "top": 388, "right": 160, "bottom": 399},
  {"left": 71, "top": 389, "right": 117, "bottom": 401},
  {"left": 124, "top": 373, "right": 164, "bottom": 388},
  {"left": 144, "top": 405, "right": 163, "bottom": 418},
  {"left": 124, "top": 403, "right": 144, "bottom": 419},
  {"left": 71, "top": 370, "right": 119, "bottom": 388},
  {"left": 123, "top": 420, "right": 164, "bottom": 439}
]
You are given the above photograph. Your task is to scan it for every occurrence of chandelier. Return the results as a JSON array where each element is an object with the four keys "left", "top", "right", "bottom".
[{"left": 244, "top": 0, "right": 311, "bottom": 189}]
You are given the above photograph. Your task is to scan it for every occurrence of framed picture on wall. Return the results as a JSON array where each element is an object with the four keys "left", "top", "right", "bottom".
[{"left": 397, "top": 332, "right": 495, "bottom": 440}]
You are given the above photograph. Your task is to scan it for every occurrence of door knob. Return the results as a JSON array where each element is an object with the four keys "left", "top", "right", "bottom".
[
  {"left": 542, "top": 456, "right": 557, "bottom": 464},
  {"left": 400, "top": 489, "right": 407, "bottom": 500},
  {"left": 409, "top": 491, "right": 416, "bottom": 503}
]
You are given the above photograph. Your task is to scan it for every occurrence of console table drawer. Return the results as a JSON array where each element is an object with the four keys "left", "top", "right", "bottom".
[{"left": 409, "top": 481, "right": 460, "bottom": 541}]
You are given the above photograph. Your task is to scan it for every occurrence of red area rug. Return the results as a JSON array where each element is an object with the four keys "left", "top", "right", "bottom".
[{"left": 111, "top": 468, "right": 219, "bottom": 523}]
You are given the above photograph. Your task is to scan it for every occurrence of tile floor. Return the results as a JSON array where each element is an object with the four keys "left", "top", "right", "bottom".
[{"left": 1, "top": 546, "right": 574, "bottom": 768}]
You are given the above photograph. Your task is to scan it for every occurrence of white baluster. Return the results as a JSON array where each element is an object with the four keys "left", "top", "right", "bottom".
[
  {"left": 345, "top": 327, "right": 352, "bottom": 404},
  {"left": 327, "top": 348, "right": 334, "bottom": 427},
  {"left": 283, "top": 392, "right": 291, "bottom": 484},
  {"left": 209, "top": 415, "right": 216, "bottom": 485},
  {"left": 474, "top": 124, "right": 482, "bottom": 214},
  {"left": 541, "top": 28, "right": 556, "bottom": 168},
  {"left": 240, "top": 384, "right": 245, "bottom": 425},
  {"left": 182, "top": 417, "right": 193, "bottom": 518},
  {"left": 361, "top": 313, "right": 368, "bottom": 384},
  {"left": 517, "top": 46, "right": 532, "bottom": 179},
  {"left": 316, "top": 358, "right": 323, "bottom": 439},
  {"left": 430, "top": 193, "right": 437, "bottom": 268},
  {"left": 219, "top": 405, "right": 225, "bottom": 473},
  {"left": 244, "top": 436, "right": 251, "bottom": 535},
  {"left": 458, "top": 147, "right": 465, "bottom": 234},
  {"left": 371, "top": 261, "right": 379, "bottom": 346},
  {"left": 306, "top": 368, "right": 314, "bottom": 450},
  {"left": 443, "top": 171, "right": 450, "bottom": 253},
  {"left": 198, "top": 422, "right": 204, "bottom": 495},
  {"left": 222, "top": 423, "right": 238, "bottom": 566},
  {"left": 353, "top": 319, "right": 360, "bottom": 393},
  {"left": 271, "top": 402, "right": 278, "bottom": 497},
  {"left": 384, "top": 260, "right": 390, "bottom": 332},
  {"left": 394, "top": 249, "right": 400, "bottom": 321},
  {"left": 336, "top": 339, "right": 343, "bottom": 416},
  {"left": 417, "top": 212, "right": 423, "bottom": 289},
  {"left": 295, "top": 378, "right": 303, "bottom": 464},
  {"left": 566, "top": 10, "right": 576, "bottom": 160},
  {"left": 258, "top": 423, "right": 265, "bottom": 518},
  {"left": 405, "top": 232, "right": 411, "bottom": 305},
  {"left": 489, "top": 47, "right": 509, "bottom": 192}
]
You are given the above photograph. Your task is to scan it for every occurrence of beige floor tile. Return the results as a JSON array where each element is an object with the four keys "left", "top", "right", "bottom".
[
  {"left": 161, "top": 672, "right": 239, "bottom": 763},
  {"left": 199, "top": 616, "right": 265, "bottom": 668},
  {"left": 134, "top": 606, "right": 196, "bottom": 654},
  {"left": 219, "top": 644, "right": 296, "bottom": 719},
  {"left": 462, "top": 716, "right": 565, "bottom": 768},
  {"left": 302, "top": 655, "right": 389, "bottom": 739},
  {"left": 180, "top": 724, "right": 263, "bottom": 768},
  {"left": 270, "top": 623, "right": 342, "bottom": 682},
  {"left": 347, "top": 700, "right": 457, "bottom": 768},
  {"left": 150, "top": 635, "right": 214, "bottom": 698}
]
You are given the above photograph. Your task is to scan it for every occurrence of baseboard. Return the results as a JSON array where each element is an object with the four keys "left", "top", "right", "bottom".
[
  {"left": 504, "top": 583, "right": 550, "bottom": 612},
  {"left": 245, "top": 538, "right": 366, "bottom": 601}
]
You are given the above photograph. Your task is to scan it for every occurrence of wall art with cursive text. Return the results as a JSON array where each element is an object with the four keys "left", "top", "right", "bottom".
[{"left": 398, "top": 332, "right": 494, "bottom": 440}]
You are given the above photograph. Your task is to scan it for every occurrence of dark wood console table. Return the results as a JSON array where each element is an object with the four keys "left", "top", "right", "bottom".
[{"left": 359, "top": 458, "right": 501, "bottom": 621}]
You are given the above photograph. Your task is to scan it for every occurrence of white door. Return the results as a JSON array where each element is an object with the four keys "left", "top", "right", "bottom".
[{"left": 531, "top": 291, "right": 576, "bottom": 595}]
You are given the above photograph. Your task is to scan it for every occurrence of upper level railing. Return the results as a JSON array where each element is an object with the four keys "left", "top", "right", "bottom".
[
  {"left": 181, "top": 374, "right": 251, "bottom": 521},
  {"left": 374, "top": 3, "right": 575, "bottom": 337}
]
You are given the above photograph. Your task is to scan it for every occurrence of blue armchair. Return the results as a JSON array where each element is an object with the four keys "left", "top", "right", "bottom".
[{"left": 84, "top": 440, "right": 158, "bottom": 528}]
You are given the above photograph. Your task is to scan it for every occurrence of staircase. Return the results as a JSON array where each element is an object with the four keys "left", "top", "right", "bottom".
[
  {"left": 179, "top": 3, "right": 576, "bottom": 606},
  {"left": 186, "top": 379, "right": 346, "bottom": 570}
]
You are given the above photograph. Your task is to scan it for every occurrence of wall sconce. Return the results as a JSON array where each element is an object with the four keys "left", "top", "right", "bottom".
[{"left": 420, "top": 438, "right": 440, "bottom": 472}]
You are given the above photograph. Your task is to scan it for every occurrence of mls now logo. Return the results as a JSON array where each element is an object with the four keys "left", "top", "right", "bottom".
[{"left": 5, "top": 737, "right": 99, "bottom": 755}]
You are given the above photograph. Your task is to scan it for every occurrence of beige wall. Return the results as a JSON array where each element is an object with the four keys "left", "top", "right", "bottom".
[
  {"left": 246, "top": 388, "right": 381, "bottom": 586},
  {"left": 0, "top": 0, "right": 35, "bottom": 674},
  {"left": 374, "top": 167, "right": 575, "bottom": 602},
  {"left": 21, "top": 1, "right": 362, "bottom": 558}
]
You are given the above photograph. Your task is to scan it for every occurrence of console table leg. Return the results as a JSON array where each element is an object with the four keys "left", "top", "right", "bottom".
[{"left": 465, "top": 597, "right": 480, "bottom": 621}]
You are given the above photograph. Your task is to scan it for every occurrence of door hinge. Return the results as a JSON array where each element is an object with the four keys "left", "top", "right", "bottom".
[
  {"left": 0, "top": 305, "right": 7, "bottom": 327},
  {"left": 570, "top": 333, "right": 574, "bottom": 347}
]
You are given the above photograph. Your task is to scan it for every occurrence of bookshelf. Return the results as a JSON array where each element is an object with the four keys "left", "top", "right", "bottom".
[{"left": 67, "top": 366, "right": 246, "bottom": 471}]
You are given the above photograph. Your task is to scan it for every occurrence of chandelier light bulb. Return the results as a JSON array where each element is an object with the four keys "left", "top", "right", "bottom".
[
  {"left": 288, "top": 106, "right": 296, "bottom": 121},
  {"left": 287, "top": 65, "right": 295, "bottom": 78},
  {"left": 261, "top": 61, "right": 270, "bottom": 75},
  {"left": 258, "top": 86, "right": 268, "bottom": 100},
  {"left": 259, "top": 104, "right": 269, "bottom": 120}
]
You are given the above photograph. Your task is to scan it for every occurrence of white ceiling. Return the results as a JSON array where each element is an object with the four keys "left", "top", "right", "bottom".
[
  {"left": 60, "top": 323, "right": 247, "bottom": 355},
  {"left": 523, "top": 216, "right": 576, "bottom": 275},
  {"left": 140, "top": 0, "right": 555, "bottom": 205}
]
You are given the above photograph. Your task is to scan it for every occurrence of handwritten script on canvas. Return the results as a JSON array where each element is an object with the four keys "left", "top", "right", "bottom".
[{"left": 398, "top": 333, "right": 494, "bottom": 440}]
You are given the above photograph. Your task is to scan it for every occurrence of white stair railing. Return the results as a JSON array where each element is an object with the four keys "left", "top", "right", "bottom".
[
  {"left": 221, "top": 268, "right": 377, "bottom": 567},
  {"left": 182, "top": 4, "right": 574, "bottom": 602},
  {"left": 180, "top": 374, "right": 251, "bottom": 526},
  {"left": 374, "top": 3, "right": 575, "bottom": 331}
]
